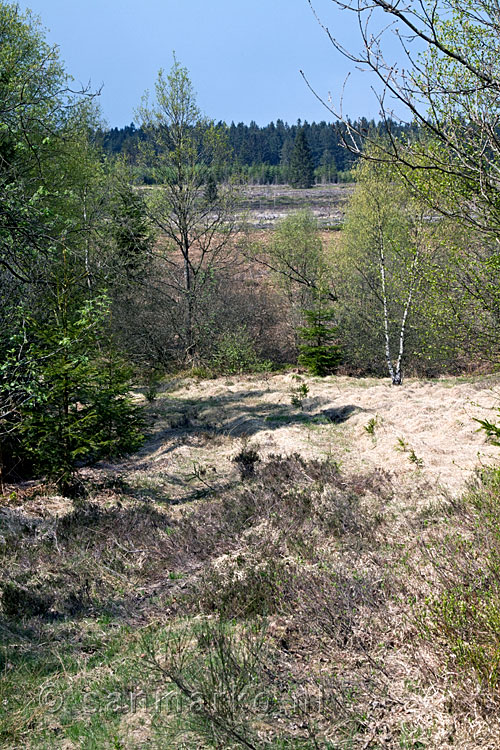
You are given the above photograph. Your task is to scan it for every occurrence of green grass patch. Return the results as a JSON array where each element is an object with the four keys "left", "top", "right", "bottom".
[{"left": 416, "top": 470, "right": 500, "bottom": 692}]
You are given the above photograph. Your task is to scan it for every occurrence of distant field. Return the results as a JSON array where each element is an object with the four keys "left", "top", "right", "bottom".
[
  {"left": 239, "top": 182, "right": 354, "bottom": 228},
  {"left": 138, "top": 182, "right": 354, "bottom": 230}
]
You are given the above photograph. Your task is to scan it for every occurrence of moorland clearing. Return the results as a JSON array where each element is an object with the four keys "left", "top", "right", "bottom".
[{"left": 2, "top": 372, "right": 500, "bottom": 749}]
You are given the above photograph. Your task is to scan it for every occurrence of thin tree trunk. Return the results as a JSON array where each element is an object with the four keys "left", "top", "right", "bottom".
[
  {"left": 0, "top": 441, "right": 4, "bottom": 494},
  {"left": 394, "top": 252, "right": 419, "bottom": 384},
  {"left": 182, "top": 235, "right": 194, "bottom": 364},
  {"left": 378, "top": 222, "right": 419, "bottom": 386},
  {"left": 378, "top": 222, "right": 398, "bottom": 383}
]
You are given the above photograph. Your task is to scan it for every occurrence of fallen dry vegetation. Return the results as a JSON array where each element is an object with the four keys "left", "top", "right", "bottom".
[{"left": 1, "top": 372, "right": 500, "bottom": 748}]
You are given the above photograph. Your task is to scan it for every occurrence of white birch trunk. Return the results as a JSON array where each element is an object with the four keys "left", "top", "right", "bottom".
[
  {"left": 378, "top": 221, "right": 420, "bottom": 385},
  {"left": 378, "top": 222, "right": 397, "bottom": 383}
]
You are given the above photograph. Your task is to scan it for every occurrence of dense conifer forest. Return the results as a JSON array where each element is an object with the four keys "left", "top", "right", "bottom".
[{"left": 96, "top": 118, "right": 413, "bottom": 184}]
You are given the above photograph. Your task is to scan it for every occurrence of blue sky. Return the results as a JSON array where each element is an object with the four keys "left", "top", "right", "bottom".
[{"left": 20, "top": 0, "right": 390, "bottom": 128}]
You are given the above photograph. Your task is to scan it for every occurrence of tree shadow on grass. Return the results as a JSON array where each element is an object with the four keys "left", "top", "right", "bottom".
[
  {"left": 136, "top": 390, "right": 365, "bottom": 448},
  {"left": 90, "top": 392, "right": 365, "bottom": 506}
]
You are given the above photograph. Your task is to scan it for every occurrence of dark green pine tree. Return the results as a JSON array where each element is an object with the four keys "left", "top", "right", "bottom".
[
  {"left": 111, "top": 184, "right": 153, "bottom": 278},
  {"left": 288, "top": 127, "right": 315, "bottom": 188},
  {"left": 204, "top": 173, "right": 218, "bottom": 204},
  {"left": 298, "top": 296, "right": 342, "bottom": 376}
]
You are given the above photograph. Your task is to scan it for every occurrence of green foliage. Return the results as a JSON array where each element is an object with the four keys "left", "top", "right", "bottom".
[
  {"left": 0, "top": 5, "right": 146, "bottom": 487},
  {"left": 261, "top": 210, "right": 337, "bottom": 367},
  {"left": 364, "top": 416, "right": 380, "bottom": 435},
  {"left": 340, "top": 153, "right": 500, "bottom": 376},
  {"left": 316, "top": 148, "right": 338, "bottom": 184},
  {"left": 101, "top": 117, "right": 372, "bottom": 183},
  {"left": 417, "top": 471, "right": 500, "bottom": 692},
  {"left": 209, "top": 327, "right": 271, "bottom": 375},
  {"left": 476, "top": 410, "right": 500, "bottom": 446},
  {"left": 144, "top": 368, "right": 163, "bottom": 402},
  {"left": 204, "top": 172, "right": 218, "bottom": 203},
  {"left": 288, "top": 127, "right": 315, "bottom": 188},
  {"left": 408, "top": 450, "right": 423, "bottom": 468},
  {"left": 137, "top": 57, "right": 237, "bottom": 364},
  {"left": 395, "top": 436, "right": 409, "bottom": 452},
  {"left": 298, "top": 299, "right": 341, "bottom": 376},
  {"left": 14, "top": 299, "right": 143, "bottom": 485},
  {"left": 400, "top": 3, "right": 500, "bottom": 252},
  {"left": 110, "top": 177, "right": 153, "bottom": 279},
  {"left": 266, "top": 210, "right": 325, "bottom": 303},
  {"left": 338, "top": 155, "right": 446, "bottom": 379},
  {"left": 290, "top": 382, "right": 309, "bottom": 408}
]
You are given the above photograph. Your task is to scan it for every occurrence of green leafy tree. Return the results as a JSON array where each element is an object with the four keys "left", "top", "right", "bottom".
[
  {"left": 253, "top": 209, "right": 336, "bottom": 355},
  {"left": 0, "top": 4, "right": 143, "bottom": 487},
  {"left": 288, "top": 128, "right": 315, "bottom": 188},
  {"left": 322, "top": 0, "right": 500, "bottom": 223},
  {"left": 257, "top": 210, "right": 333, "bottom": 308},
  {"left": 341, "top": 156, "right": 424, "bottom": 384},
  {"left": 321, "top": 0, "right": 500, "bottom": 359}
]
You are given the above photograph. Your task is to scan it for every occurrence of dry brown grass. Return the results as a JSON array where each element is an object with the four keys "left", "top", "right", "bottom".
[{"left": 2, "top": 372, "right": 500, "bottom": 748}]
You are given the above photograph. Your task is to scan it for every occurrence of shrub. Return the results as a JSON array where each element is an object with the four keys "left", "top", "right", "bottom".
[
  {"left": 12, "top": 302, "right": 144, "bottom": 488},
  {"left": 143, "top": 616, "right": 370, "bottom": 748},
  {"left": 416, "top": 470, "right": 500, "bottom": 693},
  {"left": 233, "top": 444, "right": 260, "bottom": 479},
  {"left": 298, "top": 301, "right": 341, "bottom": 376},
  {"left": 144, "top": 368, "right": 163, "bottom": 402},
  {"left": 209, "top": 327, "right": 272, "bottom": 375},
  {"left": 290, "top": 382, "right": 309, "bottom": 408},
  {"left": 476, "top": 409, "right": 500, "bottom": 445},
  {"left": 1, "top": 582, "right": 52, "bottom": 619},
  {"left": 195, "top": 552, "right": 292, "bottom": 617}
]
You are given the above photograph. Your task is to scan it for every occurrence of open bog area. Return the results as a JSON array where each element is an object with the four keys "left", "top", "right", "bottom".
[
  {"left": 239, "top": 184, "right": 354, "bottom": 228},
  {"left": 124, "top": 372, "right": 500, "bottom": 498},
  {"left": 2, "top": 372, "right": 500, "bottom": 749}
]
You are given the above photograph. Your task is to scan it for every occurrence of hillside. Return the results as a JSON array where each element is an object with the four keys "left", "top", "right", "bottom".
[
  {"left": 2, "top": 373, "right": 500, "bottom": 749},
  {"left": 93, "top": 372, "right": 499, "bottom": 500}
]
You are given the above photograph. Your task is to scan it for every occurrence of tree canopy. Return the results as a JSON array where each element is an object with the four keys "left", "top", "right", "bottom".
[{"left": 0, "top": 3, "right": 143, "bottom": 487}]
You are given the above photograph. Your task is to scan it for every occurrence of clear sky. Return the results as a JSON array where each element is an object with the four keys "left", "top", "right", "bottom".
[{"left": 19, "top": 0, "right": 389, "bottom": 128}]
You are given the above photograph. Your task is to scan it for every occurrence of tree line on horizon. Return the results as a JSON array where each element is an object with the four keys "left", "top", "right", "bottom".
[{"left": 96, "top": 117, "right": 414, "bottom": 185}]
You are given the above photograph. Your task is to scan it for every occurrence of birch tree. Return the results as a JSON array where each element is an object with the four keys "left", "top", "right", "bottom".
[
  {"left": 341, "top": 159, "right": 424, "bottom": 384},
  {"left": 306, "top": 0, "right": 500, "bottom": 349}
]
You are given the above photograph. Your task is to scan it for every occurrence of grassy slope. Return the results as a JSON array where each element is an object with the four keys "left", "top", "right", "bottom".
[{"left": 1, "top": 372, "right": 500, "bottom": 749}]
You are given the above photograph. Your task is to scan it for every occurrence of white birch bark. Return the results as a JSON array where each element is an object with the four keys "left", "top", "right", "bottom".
[{"left": 378, "top": 220, "right": 420, "bottom": 385}]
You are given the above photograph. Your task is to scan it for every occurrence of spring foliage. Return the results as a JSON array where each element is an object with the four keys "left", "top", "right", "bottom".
[{"left": 0, "top": 4, "right": 143, "bottom": 486}]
